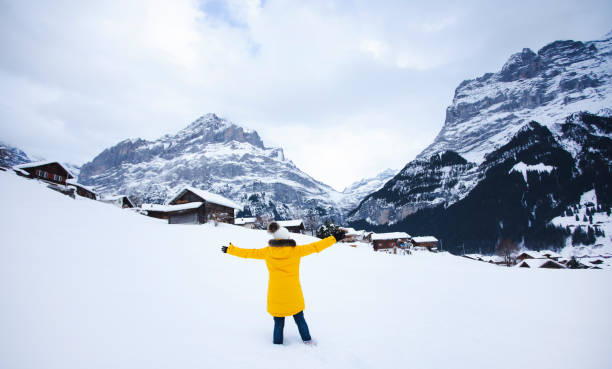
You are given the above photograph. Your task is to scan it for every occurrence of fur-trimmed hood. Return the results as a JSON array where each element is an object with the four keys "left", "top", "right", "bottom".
[{"left": 268, "top": 239, "right": 297, "bottom": 247}]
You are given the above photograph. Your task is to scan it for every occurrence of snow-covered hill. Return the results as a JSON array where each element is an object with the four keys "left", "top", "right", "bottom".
[
  {"left": 1, "top": 170, "right": 611, "bottom": 369},
  {"left": 349, "top": 35, "right": 612, "bottom": 244}
]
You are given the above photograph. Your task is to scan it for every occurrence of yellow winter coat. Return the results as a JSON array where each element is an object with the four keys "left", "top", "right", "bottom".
[{"left": 227, "top": 236, "right": 337, "bottom": 317}]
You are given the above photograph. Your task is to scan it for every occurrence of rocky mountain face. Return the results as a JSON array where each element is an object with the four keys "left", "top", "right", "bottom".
[
  {"left": 349, "top": 33, "right": 612, "bottom": 228},
  {"left": 351, "top": 113, "right": 611, "bottom": 254},
  {"left": 0, "top": 141, "right": 31, "bottom": 168},
  {"left": 79, "top": 114, "right": 390, "bottom": 222}
]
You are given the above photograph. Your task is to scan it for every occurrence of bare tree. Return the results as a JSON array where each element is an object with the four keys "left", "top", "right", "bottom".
[
  {"left": 303, "top": 210, "right": 318, "bottom": 236},
  {"left": 495, "top": 238, "right": 519, "bottom": 266},
  {"left": 255, "top": 214, "right": 273, "bottom": 230}
]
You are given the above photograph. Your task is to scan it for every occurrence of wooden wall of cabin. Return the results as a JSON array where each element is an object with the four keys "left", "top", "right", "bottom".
[
  {"left": 373, "top": 239, "right": 408, "bottom": 251},
  {"left": 25, "top": 163, "right": 70, "bottom": 185},
  {"left": 76, "top": 187, "right": 96, "bottom": 199},
  {"left": 286, "top": 225, "right": 305, "bottom": 234},
  {"left": 412, "top": 241, "right": 437, "bottom": 248},
  {"left": 204, "top": 202, "right": 235, "bottom": 224},
  {"left": 171, "top": 191, "right": 202, "bottom": 205}
]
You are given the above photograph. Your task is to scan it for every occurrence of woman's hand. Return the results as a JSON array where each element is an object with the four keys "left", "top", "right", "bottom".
[{"left": 333, "top": 228, "right": 347, "bottom": 242}]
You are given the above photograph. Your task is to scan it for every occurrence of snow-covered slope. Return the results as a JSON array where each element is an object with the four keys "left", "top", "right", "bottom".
[
  {"left": 350, "top": 32, "right": 612, "bottom": 228},
  {"left": 337, "top": 168, "right": 396, "bottom": 212},
  {"left": 2, "top": 171, "right": 611, "bottom": 369},
  {"left": 79, "top": 113, "right": 347, "bottom": 221}
]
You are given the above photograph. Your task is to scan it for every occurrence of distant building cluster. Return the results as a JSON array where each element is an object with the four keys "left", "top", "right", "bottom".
[{"left": 463, "top": 250, "right": 610, "bottom": 269}]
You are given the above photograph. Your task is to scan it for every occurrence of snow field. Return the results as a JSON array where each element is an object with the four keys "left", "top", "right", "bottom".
[{"left": 1, "top": 171, "right": 611, "bottom": 369}]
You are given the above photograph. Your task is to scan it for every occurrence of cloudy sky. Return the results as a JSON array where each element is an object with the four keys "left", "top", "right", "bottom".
[{"left": 1, "top": 0, "right": 610, "bottom": 191}]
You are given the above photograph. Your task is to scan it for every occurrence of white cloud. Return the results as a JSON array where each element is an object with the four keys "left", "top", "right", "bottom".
[{"left": 1, "top": 0, "right": 611, "bottom": 190}]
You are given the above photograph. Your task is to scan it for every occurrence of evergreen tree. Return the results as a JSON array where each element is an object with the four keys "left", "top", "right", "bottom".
[
  {"left": 575, "top": 214, "right": 579, "bottom": 221},
  {"left": 589, "top": 215, "right": 593, "bottom": 224},
  {"left": 572, "top": 227, "right": 587, "bottom": 245},
  {"left": 586, "top": 226, "right": 596, "bottom": 245},
  {"left": 567, "top": 257, "right": 582, "bottom": 269},
  {"left": 567, "top": 208, "right": 573, "bottom": 216},
  {"left": 316, "top": 219, "right": 340, "bottom": 239},
  {"left": 607, "top": 207, "right": 611, "bottom": 216},
  {"left": 582, "top": 215, "right": 588, "bottom": 222}
]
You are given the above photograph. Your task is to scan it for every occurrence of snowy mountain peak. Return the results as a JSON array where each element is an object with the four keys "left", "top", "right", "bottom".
[
  {"left": 342, "top": 168, "right": 396, "bottom": 194},
  {"left": 184, "top": 113, "right": 226, "bottom": 132},
  {"left": 420, "top": 33, "right": 612, "bottom": 164},
  {"left": 171, "top": 114, "right": 265, "bottom": 149},
  {"left": 500, "top": 47, "right": 539, "bottom": 82}
]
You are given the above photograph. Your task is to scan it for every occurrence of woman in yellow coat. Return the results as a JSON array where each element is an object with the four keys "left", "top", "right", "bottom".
[{"left": 221, "top": 221, "right": 345, "bottom": 345}]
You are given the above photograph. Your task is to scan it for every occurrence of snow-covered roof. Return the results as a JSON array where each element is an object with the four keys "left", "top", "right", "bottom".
[
  {"left": 141, "top": 202, "right": 203, "bottom": 212},
  {"left": 371, "top": 232, "right": 410, "bottom": 241},
  {"left": 516, "top": 259, "right": 566, "bottom": 269},
  {"left": 412, "top": 236, "right": 439, "bottom": 243},
  {"left": 168, "top": 186, "right": 242, "bottom": 210},
  {"left": 517, "top": 251, "right": 543, "bottom": 259},
  {"left": 480, "top": 255, "right": 504, "bottom": 263},
  {"left": 234, "top": 217, "right": 257, "bottom": 225},
  {"left": 346, "top": 229, "right": 365, "bottom": 237},
  {"left": 464, "top": 254, "right": 484, "bottom": 260},
  {"left": 276, "top": 219, "right": 304, "bottom": 227},
  {"left": 13, "top": 160, "right": 75, "bottom": 179},
  {"left": 343, "top": 227, "right": 357, "bottom": 234},
  {"left": 540, "top": 250, "right": 561, "bottom": 258},
  {"left": 65, "top": 180, "right": 97, "bottom": 192},
  {"left": 102, "top": 195, "right": 130, "bottom": 201}
]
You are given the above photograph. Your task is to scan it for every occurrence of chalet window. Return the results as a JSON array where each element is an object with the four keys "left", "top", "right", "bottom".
[
  {"left": 43, "top": 171, "right": 48, "bottom": 178},
  {"left": 53, "top": 174, "right": 58, "bottom": 181},
  {"left": 58, "top": 175, "right": 62, "bottom": 182}
]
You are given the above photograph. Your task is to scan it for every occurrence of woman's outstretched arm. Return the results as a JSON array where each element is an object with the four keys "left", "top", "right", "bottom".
[
  {"left": 225, "top": 243, "right": 267, "bottom": 259},
  {"left": 295, "top": 236, "right": 337, "bottom": 257}
]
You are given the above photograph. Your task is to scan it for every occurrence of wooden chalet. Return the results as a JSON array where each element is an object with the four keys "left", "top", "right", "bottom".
[
  {"left": 341, "top": 228, "right": 367, "bottom": 243},
  {"left": 100, "top": 195, "right": 135, "bottom": 209},
  {"left": 141, "top": 202, "right": 204, "bottom": 223},
  {"left": 540, "top": 250, "right": 561, "bottom": 261},
  {"left": 66, "top": 180, "right": 97, "bottom": 200},
  {"left": 166, "top": 186, "right": 242, "bottom": 225},
  {"left": 276, "top": 219, "right": 305, "bottom": 234},
  {"left": 411, "top": 236, "right": 439, "bottom": 250},
  {"left": 371, "top": 232, "right": 410, "bottom": 251},
  {"left": 463, "top": 254, "right": 485, "bottom": 262},
  {"left": 516, "top": 259, "right": 566, "bottom": 269},
  {"left": 13, "top": 161, "right": 74, "bottom": 185},
  {"left": 235, "top": 217, "right": 257, "bottom": 229},
  {"left": 516, "top": 251, "right": 543, "bottom": 261}
]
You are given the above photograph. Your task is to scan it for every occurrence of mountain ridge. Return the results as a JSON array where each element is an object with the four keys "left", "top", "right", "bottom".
[
  {"left": 78, "top": 114, "right": 394, "bottom": 223},
  {"left": 350, "top": 32, "right": 612, "bottom": 226}
]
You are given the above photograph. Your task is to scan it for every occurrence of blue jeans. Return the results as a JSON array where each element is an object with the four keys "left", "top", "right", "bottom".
[{"left": 273, "top": 311, "right": 311, "bottom": 344}]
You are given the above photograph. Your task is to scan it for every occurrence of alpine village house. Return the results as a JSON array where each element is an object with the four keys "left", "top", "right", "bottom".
[{"left": 142, "top": 186, "right": 242, "bottom": 225}]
